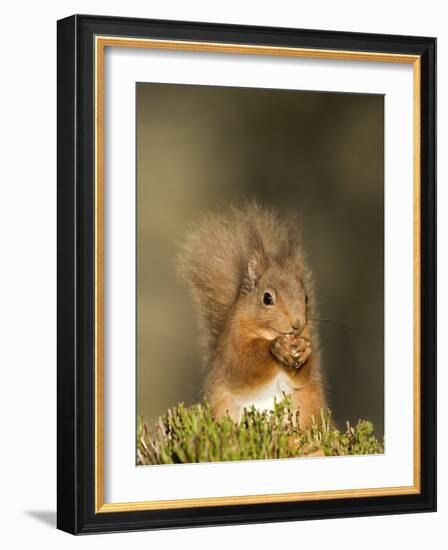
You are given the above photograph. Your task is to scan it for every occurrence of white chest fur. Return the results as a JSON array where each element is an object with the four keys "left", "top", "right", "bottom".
[{"left": 234, "top": 371, "right": 295, "bottom": 418}]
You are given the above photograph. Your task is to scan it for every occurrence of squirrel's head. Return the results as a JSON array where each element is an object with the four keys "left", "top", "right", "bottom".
[{"left": 237, "top": 248, "right": 311, "bottom": 341}]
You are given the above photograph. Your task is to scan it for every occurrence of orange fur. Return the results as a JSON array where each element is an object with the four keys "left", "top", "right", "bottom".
[{"left": 179, "top": 203, "right": 327, "bottom": 427}]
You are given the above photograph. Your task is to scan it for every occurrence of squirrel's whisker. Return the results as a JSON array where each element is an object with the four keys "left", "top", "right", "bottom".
[{"left": 309, "top": 317, "right": 359, "bottom": 335}]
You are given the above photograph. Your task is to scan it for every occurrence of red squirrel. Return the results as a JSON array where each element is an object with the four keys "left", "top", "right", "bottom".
[{"left": 179, "top": 202, "right": 327, "bottom": 429}]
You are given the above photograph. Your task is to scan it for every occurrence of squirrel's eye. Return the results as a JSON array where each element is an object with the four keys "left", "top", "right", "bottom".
[
  {"left": 305, "top": 294, "right": 309, "bottom": 305},
  {"left": 263, "top": 292, "right": 274, "bottom": 306}
]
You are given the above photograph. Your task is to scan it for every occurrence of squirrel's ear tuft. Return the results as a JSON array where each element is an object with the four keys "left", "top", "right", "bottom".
[{"left": 241, "top": 251, "right": 266, "bottom": 294}]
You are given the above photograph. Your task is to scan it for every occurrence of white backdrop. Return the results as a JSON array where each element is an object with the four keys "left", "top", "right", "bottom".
[
  {"left": 105, "top": 48, "right": 414, "bottom": 503},
  {"left": 0, "top": 1, "right": 444, "bottom": 548}
]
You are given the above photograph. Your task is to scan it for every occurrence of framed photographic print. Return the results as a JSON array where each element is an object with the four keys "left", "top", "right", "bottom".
[{"left": 57, "top": 14, "right": 436, "bottom": 534}]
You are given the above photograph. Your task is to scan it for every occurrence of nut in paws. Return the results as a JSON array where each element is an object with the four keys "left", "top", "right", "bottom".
[{"left": 271, "top": 333, "right": 312, "bottom": 369}]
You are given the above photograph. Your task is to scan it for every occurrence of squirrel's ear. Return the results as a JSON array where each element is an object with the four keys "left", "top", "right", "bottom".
[{"left": 241, "top": 251, "right": 266, "bottom": 294}]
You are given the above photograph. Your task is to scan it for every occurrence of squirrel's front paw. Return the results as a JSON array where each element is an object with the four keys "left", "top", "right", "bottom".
[{"left": 271, "top": 334, "right": 312, "bottom": 369}]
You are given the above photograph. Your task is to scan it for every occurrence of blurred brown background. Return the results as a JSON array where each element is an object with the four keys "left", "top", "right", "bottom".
[{"left": 136, "top": 83, "right": 384, "bottom": 438}]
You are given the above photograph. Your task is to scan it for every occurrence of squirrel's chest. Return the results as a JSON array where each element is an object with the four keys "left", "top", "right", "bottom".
[{"left": 234, "top": 371, "right": 295, "bottom": 417}]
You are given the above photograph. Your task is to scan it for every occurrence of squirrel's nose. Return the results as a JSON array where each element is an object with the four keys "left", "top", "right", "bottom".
[{"left": 291, "top": 316, "right": 304, "bottom": 332}]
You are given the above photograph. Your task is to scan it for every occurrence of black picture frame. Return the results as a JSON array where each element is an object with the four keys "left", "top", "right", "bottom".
[{"left": 57, "top": 14, "right": 436, "bottom": 534}]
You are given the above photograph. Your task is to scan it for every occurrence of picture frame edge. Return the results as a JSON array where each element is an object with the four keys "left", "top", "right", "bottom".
[{"left": 56, "top": 14, "right": 437, "bottom": 535}]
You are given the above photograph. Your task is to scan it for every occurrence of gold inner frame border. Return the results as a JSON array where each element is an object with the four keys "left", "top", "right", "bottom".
[{"left": 94, "top": 36, "right": 421, "bottom": 513}]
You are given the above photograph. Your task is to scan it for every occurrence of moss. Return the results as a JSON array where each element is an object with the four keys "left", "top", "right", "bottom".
[{"left": 137, "top": 397, "right": 384, "bottom": 465}]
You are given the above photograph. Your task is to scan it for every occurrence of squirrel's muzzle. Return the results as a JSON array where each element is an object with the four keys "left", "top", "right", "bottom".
[{"left": 291, "top": 315, "right": 306, "bottom": 334}]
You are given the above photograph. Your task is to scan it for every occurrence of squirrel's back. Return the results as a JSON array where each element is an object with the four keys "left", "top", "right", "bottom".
[{"left": 178, "top": 202, "right": 312, "bottom": 361}]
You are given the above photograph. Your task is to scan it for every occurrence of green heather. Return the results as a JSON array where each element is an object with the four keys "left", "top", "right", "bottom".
[{"left": 137, "top": 397, "right": 384, "bottom": 465}]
